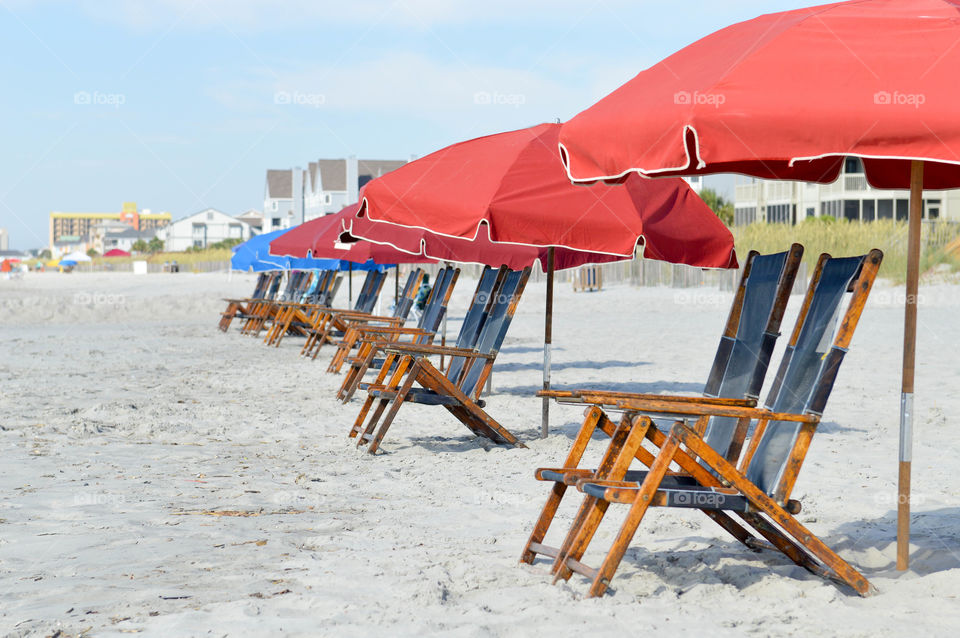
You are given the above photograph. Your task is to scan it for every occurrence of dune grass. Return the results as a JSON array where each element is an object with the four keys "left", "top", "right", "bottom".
[{"left": 733, "top": 218, "right": 960, "bottom": 282}]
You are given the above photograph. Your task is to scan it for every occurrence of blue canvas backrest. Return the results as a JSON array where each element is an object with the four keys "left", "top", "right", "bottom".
[
  {"left": 279, "top": 271, "right": 302, "bottom": 301},
  {"left": 325, "top": 275, "right": 343, "bottom": 307},
  {"left": 417, "top": 267, "right": 454, "bottom": 331},
  {"left": 457, "top": 268, "right": 529, "bottom": 398},
  {"left": 701, "top": 249, "right": 792, "bottom": 454},
  {"left": 352, "top": 270, "right": 378, "bottom": 311},
  {"left": 355, "top": 271, "right": 385, "bottom": 313},
  {"left": 251, "top": 273, "right": 269, "bottom": 297},
  {"left": 446, "top": 266, "right": 503, "bottom": 383},
  {"left": 301, "top": 270, "right": 321, "bottom": 303},
  {"left": 745, "top": 254, "right": 868, "bottom": 495},
  {"left": 390, "top": 269, "right": 422, "bottom": 318},
  {"left": 264, "top": 273, "right": 283, "bottom": 300}
]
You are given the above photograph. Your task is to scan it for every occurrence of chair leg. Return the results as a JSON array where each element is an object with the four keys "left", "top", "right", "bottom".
[
  {"left": 587, "top": 433, "right": 681, "bottom": 597},
  {"left": 349, "top": 354, "right": 410, "bottom": 439},
  {"left": 553, "top": 416, "right": 651, "bottom": 581},
  {"left": 366, "top": 361, "right": 421, "bottom": 454},
  {"left": 520, "top": 406, "right": 609, "bottom": 564}
]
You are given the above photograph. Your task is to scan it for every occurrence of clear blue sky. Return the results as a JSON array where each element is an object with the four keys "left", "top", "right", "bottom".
[{"left": 0, "top": 0, "right": 814, "bottom": 250}]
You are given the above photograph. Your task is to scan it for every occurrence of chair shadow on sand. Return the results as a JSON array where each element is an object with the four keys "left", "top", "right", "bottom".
[{"left": 525, "top": 507, "right": 960, "bottom": 596}]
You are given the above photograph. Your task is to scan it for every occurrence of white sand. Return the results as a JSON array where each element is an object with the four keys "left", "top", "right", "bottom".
[{"left": 1, "top": 270, "right": 958, "bottom": 637}]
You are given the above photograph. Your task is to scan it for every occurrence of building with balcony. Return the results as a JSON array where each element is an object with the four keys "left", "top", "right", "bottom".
[
  {"left": 733, "top": 157, "right": 960, "bottom": 225},
  {"left": 265, "top": 157, "right": 408, "bottom": 230},
  {"left": 158, "top": 208, "right": 253, "bottom": 252}
]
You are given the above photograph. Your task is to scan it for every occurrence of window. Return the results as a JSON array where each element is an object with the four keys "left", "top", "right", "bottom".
[
  {"left": 206, "top": 211, "right": 214, "bottom": 221},
  {"left": 843, "top": 200, "right": 860, "bottom": 221},
  {"left": 844, "top": 157, "right": 864, "bottom": 174},
  {"left": 821, "top": 200, "right": 841, "bottom": 219},
  {"left": 272, "top": 217, "right": 281, "bottom": 227},
  {"left": 272, "top": 201, "right": 278, "bottom": 211},
  {"left": 734, "top": 206, "right": 757, "bottom": 226},
  {"left": 228, "top": 224, "right": 243, "bottom": 238},
  {"left": 877, "top": 199, "right": 893, "bottom": 219},
  {"left": 324, "top": 193, "right": 332, "bottom": 205},
  {"left": 896, "top": 198, "right": 909, "bottom": 221},
  {"left": 766, "top": 203, "right": 792, "bottom": 224},
  {"left": 862, "top": 199, "right": 876, "bottom": 221},
  {"left": 925, "top": 199, "right": 942, "bottom": 219}
]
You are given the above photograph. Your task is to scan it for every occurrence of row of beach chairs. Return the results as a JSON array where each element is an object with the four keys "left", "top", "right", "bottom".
[{"left": 219, "top": 245, "right": 884, "bottom": 598}]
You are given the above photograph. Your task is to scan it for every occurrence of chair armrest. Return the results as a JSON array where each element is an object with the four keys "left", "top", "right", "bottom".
[
  {"left": 537, "top": 389, "right": 756, "bottom": 408},
  {"left": 381, "top": 343, "right": 494, "bottom": 359},
  {"left": 611, "top": 398, "right": 818, "bottom": 422}
]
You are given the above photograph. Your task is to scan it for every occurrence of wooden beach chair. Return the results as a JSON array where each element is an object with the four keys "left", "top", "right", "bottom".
[
  {"left": 348, "top": 267, "right": 530, "bottom": 454},
  {"left": 337, "top": 265, "right": 499, "bottom": 402},
  {"left": 218, "top": 272, "right": 271, "bottom": 332},
  {"left": 227, "top": 273, "right": 283, "bottom": 333},
  {"left": 294, "top": 269, "right": 389, "bottom": 356},
  {"left": 301, "top": 268, "right": 424, "bottom": 360},
  {"left": 547, "top": 250, "right": 883, "bottom": 597},
  {"left": 243, "top": 270, "right": 314, "bottom": 336},
  {"left": 521, "top": 246, "right": 803, "bottom": 566},
  {"left": 326, "top": 265, "right": 459, "bottom": 374},
  {"left": 263, "top": 269, "right": 343, "bottom": 346}
]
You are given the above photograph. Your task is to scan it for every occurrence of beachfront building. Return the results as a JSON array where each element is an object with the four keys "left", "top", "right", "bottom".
[
  {"left": 235, "top": 209, "right": 264, "bottom": 234},
  {"left": 48, "top": 203, "right": 171, "bottom": 256},
  {"left": 263, "top": 169, "right": 302, "bottom": 232},
  {"left": 734, "top": 157, "right": 960, "bottom": 225},
  {"left": 100, "top": 227, "right": 160, "bottom": 254},
  {"left": 265, "top": 157, "right": 408, "bottom": 228},
  {"left": 683, "top": 175, "right": 703, "bottom": 194},
  {"left": 0, "top": 227, "right": 8, "bottom": 251},
  {"left": 158, "top": 208, "right": 254, "bottom": 251}
]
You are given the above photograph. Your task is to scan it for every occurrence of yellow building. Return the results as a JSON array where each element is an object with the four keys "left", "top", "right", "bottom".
[{"left": 49, "top": 203, "right": 171, "bottom": 254}]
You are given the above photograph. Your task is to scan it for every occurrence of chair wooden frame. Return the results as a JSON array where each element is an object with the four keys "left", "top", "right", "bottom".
[
  {"left": 327, "top": 266, "right": 460, "bottom": 375},
  {"left": 521, "top": 245, "right": 804, "bottom": 567},
  {"left": 539, "top": 250, "right": 883, "bottom": 597},
  {"left": 300, "top": 268, "right": 424, "bottom": 360},
  {"left": 347, "top": 267, "right": 531, "bottom": 454},
  {"left": 336, "top": 266, "right": 500, "bottom": 403}
]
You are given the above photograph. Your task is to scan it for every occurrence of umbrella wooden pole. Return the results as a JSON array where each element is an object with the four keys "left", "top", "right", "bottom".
[
  {"left": 898, "top": 160, "right": 923, "bottom": 571},
  {"left": 541, "top": 247, "right": 555, "bottom": 439},
  {"left": 348, "top": 262, "right": 353, "bottom": 303}
]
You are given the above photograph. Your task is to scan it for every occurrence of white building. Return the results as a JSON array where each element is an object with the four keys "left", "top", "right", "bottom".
[
  {"left": 734, "top": 157, "right": 960, "bottom": 225},
  {"left": 159, "top": 208, "right": 253, "bottom": 252},
  {"left": 266, "top": 157, "right": 407, "bottom": 229},
  {"left": 235, "top": 209, "right": 264, "bottom": 234},
  {"left": 683, "top": 175, "right": 703, "bottom": 194},
  {"left": 0, "top": 227, "right": 8, "bottom": 251}
]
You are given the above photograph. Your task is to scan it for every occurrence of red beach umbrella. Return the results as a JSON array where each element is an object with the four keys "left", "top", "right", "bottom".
[
  {"left": 269, "top": 205, "right": 430, "bottom": 265},
  {"left": 103, "top": 249, "right": 131, "bottom": 258},
  {"left": 351, "top": 122, "right": 737, "bottom": 436},
  {"left": 557, "top": 0, "right": 960, "bottom": 569},
  {"left": 359, "top": 123, "right": 736, "bottom": 269}
]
